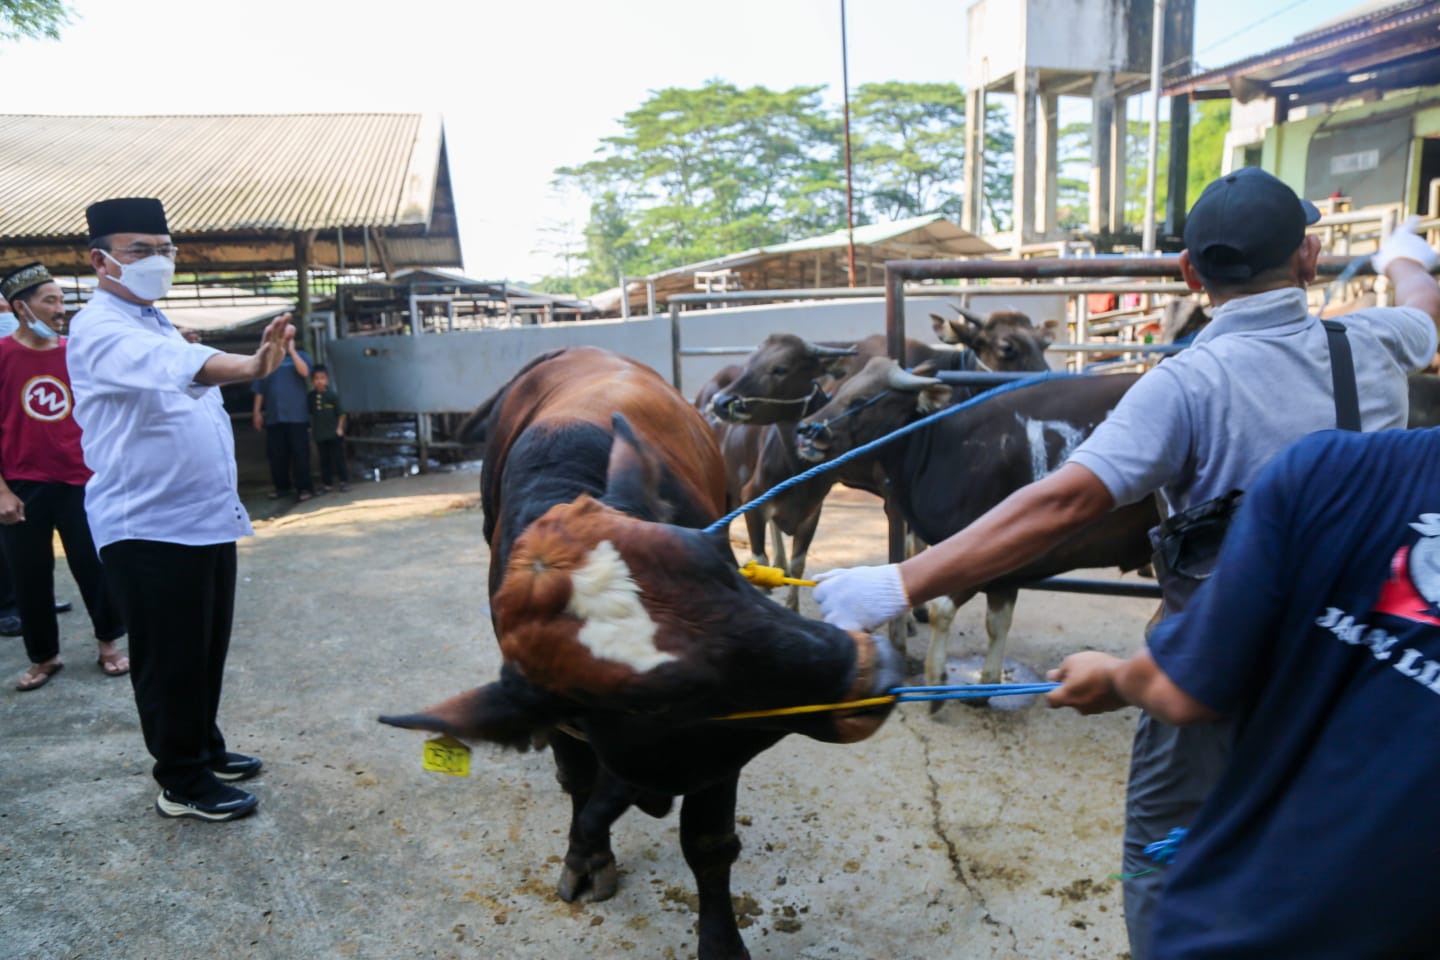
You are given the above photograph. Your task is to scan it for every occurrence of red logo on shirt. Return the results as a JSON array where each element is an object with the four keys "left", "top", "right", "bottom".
[
  {"left": 1372, "top": 515, "right": 1440, "bottom": 626},
  {"left": 22, "top": 375, "right": 71, "bottom": 422}
]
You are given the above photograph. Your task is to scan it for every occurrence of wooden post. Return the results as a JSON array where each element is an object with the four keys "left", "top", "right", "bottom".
[{"left": 295, "top": 232, "right": 313, "bottom": 354}]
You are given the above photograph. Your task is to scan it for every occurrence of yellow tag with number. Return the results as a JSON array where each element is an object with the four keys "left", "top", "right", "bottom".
[{"left": 422, "top": 735, "right": 471, "bottom": 777}]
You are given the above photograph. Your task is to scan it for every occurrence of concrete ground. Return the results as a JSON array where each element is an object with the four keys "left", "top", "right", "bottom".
[{"left": 1, "top": 473, "right": 1155, "bottom": 960}]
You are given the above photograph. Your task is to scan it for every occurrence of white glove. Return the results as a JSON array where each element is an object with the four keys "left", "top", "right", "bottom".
[
  {"left": 813, "top": 564, "right": 911, "bottom": 632},
  {"left": 1372, "top": 215, "right": 1439, "bottom": 275}
]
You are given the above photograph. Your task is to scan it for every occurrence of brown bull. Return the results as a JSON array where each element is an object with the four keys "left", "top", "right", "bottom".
[{"left": 381, "top": 347, "right": 901, "bottom": 960}]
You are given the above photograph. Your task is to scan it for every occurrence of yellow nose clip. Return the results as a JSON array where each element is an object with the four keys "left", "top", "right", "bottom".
[{"left": 738, "top": 560, "right": 816, "bottom": 589}]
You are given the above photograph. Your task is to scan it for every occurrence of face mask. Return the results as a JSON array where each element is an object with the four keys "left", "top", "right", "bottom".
[
  {"left": 102, "top": 250, "right": 175, "bottom": 301},
  {"left": 16, "top": 301, "right": 58, "bottom": 340}
]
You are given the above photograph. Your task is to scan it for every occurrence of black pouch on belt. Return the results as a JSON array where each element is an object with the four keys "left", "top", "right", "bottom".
[{"left": 1151, "top": 489, "right": 1244, "bottom": 582}]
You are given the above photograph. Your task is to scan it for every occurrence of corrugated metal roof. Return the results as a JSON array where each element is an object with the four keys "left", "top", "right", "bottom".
[
  {"left": 1164, "top": 0, "right": 1440, "bottom": 98},
  {"left": 1296, "top": 0, "right": 1429, "bottom": 41},
  {"left": 0, "top": 112, "right": 444, "bottom": 239}
]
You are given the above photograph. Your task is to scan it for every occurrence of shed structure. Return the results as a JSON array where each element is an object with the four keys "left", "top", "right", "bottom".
[
  {"left": 0, "top": 112, "right": 462, "bottom": 343},
  {"left": 593, "top": 214, "right": 998, "bottom": 316}
]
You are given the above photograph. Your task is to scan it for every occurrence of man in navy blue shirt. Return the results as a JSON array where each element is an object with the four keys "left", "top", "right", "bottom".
[
  {"left": 1048, "top": 426, "right": 1440, "bottom": 958},
  {"left": 251, "top": 335, "right": 315, "bottom": 502}
]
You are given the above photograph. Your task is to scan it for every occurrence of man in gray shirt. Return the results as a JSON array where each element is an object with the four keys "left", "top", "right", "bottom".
[{"left": 814, "top": 169, "right": 1440, "bottom": 958}]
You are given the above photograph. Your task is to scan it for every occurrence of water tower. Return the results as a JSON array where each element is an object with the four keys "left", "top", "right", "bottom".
[{"left": 963, "top": 0, "right": 1196, "bottom": 248}]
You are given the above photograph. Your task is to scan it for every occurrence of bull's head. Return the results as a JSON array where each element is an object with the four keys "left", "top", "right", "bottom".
[
  {"left": 932, "top": 306, "right": 1056, "bottom": 371},
  {"left": 711, "top": 334, "right": 857, "bottom": 425},
  {"left": 796, "top": 357, "right": 948, "bottom": 464},
  {"left": 381, "top": 413, "right": 901, "bottom": 747}
]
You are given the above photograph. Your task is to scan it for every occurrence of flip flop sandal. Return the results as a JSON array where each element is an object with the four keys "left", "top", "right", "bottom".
[
  {"left": 97, "top": 651, "right": 130, "bottom": 677},
  {"left": 16, "top": 661, "right": 63, "bottom": 691}
]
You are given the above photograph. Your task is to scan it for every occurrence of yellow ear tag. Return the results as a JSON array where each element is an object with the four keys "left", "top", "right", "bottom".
[{"left": 422, "top": 735, "right": 471, "bottom": 777}]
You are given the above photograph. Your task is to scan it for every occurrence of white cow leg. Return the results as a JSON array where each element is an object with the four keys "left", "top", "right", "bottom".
[
  {"left": 923, "top": 595, "right": 959, "bottom": 686},
  {"left": 980, "top": 589, "right": 1018, "bottom": 685},
  {"left": 768, "top": 517, "right": 788, "bottom": 582}
]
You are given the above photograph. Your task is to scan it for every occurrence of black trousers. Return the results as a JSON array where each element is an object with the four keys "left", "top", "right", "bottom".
[
  {"left": 265, "top": 422, "right": 313, "bottom": 495},
  {"left": 101, "top": 539, "right": 236, "bottom": 794},
  {"left": 316, "top": 437, "right": 349, "bottom": 486},
  {"left": 0, "top": 481, "right": 124, "bottom": 663},
  {"left": 0, "top": 534, "right": 17, "bottom": 618}
]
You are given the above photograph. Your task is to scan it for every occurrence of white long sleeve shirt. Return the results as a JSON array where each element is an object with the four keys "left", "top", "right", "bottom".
[{"left": 67, "top": 288, "right": 253, "bottom": 549}]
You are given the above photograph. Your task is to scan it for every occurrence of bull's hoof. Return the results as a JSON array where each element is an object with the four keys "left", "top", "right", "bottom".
[{"left": 557, "top": 852, "right": 619, "bottom": 903}]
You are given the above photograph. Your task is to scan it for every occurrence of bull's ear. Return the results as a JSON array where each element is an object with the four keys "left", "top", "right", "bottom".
[
  {"left": 1040, "top": 318, "right": 1060, "bottom": 347},
  {"left": 917, "top": 383, "right": 951, "bottom": 414},
  {"left": 378, "top": 671, "right": 553, "bottom": 752},
  {"left": 603, "top": 412, "right": 672, "bottom": 522},
  {"left": 934, "top": 314, "right": 980, "bottom": 348}
]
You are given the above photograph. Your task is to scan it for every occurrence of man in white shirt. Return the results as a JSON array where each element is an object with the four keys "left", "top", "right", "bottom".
[{"left": 68, "top": 197, "right": 293, "bottom": 823}]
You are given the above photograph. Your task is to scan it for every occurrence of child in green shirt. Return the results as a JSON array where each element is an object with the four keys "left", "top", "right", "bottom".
[{"left": 308, "top": 365, "right": 349, "bottom": 492}]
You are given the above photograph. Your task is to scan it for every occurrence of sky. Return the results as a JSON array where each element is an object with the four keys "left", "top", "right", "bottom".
[{"left": 0, "top": 0, "right": 1367, "bottom": 283}]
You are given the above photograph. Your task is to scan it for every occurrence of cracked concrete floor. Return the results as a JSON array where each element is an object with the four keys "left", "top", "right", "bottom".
[{"left": 2, "top": 476, "right": 1150, "bottom": 960}]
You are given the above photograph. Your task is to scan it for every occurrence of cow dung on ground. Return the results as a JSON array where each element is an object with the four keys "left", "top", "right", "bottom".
[{"left": 2, "top": 470, "right": 1150, "bottom": 960}]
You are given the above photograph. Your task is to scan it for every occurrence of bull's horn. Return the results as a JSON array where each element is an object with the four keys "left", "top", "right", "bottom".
[
  {"left": 803, "top": 340, "right": 859, "bottom": 358},
  {"left": 949, "top": 303, "right": 985, "bottom": 326},
  {"left": 885, "top": 364, "right": 944, "bottom": 392}
]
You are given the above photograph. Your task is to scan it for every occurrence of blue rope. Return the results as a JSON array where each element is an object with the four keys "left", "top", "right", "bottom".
[
  {"left": 702, "top": 369, "right": 1078, "bottom": 535},
  {"left": 891, "top": 682, "right": 1059, "bottom": 702}
]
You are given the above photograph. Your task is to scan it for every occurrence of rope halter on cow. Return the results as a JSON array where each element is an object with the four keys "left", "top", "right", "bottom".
[{"left": 716, "top": 380, "right": 828, "bottom": 421}]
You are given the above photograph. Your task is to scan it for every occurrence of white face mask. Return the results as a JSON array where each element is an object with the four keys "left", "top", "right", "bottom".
[
  {"left": 102, "top": 250, "right": 175, "bottom": 302},
  {"left": 16, "top": 300, "right": 58, "bottom": 340}
]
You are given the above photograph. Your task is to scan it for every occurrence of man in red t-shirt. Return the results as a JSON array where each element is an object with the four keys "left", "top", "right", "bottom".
[{"left": 0, "top": 263, "right": 126, "bottom": 691}]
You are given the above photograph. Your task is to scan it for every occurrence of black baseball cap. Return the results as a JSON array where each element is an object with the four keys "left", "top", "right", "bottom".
[{"left": 1183, "top": 168, "right": 1320, "bottom": 283}]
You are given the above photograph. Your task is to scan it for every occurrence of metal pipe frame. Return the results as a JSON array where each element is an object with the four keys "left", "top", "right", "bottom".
[{"left": 668, "top": 280, "right": 1192, "bottom": 307}]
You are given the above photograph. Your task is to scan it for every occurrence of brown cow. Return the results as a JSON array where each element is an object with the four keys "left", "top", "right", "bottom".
[
  {"left": 381, "top": 347, "right": 901, "bottom": 960},
  {"left": 709, "top": 311, "right": 1055, "bottom": 607}
]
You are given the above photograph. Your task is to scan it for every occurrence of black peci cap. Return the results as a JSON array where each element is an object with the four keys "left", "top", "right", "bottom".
[
  {"left": 85, "top": 197, "right": 170, "bottom": 241},
  {"left": 1183, "top": 168, "right": 1321, "bottom": 283}
]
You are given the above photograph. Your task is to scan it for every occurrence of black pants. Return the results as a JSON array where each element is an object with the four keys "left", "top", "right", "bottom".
[
  {"left": 316, "top": 437, "right": 349, "bottom": 486},
  {"left": 101, "top": 539, "right": 236, "bottom": 794},
  {"left": 0, "top": 535, "right": 17, "bottom": 618},
  {"left": 266, "top": 422, "right": 313, "bottom": 495},
  {"left": 0, "top": 481, "right": 124, "bottom": 663}
]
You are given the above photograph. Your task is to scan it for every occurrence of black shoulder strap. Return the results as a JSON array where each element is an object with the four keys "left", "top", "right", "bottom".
[{"left": 1321, "top": 319, "right": 1361, "bottom": 432}]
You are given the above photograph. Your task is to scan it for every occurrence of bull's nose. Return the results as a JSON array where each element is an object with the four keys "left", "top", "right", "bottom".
[
  {"left": 797, "top": 438, "right": 827, "bottom": 463},
  {"left": 712, "top": 394, "right": 748, "bottom": 422},
  {"left": 861, "top": 630, "right": 905, "bottom": 695}
]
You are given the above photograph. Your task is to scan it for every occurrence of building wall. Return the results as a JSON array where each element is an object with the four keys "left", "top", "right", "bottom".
[{"left": 1263, "top": 87, "right": 1440, "bottom": 207}]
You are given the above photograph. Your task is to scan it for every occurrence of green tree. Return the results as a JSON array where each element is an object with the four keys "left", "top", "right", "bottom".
[
  {"left": 1187, "top": 99, "right": 1231, "bottom": 207},
  {"left": 1124, "top": 117, "right": 1169, "bottom": 228},
  {"left": 850, "top": 81, "right": 967, "bottom": 221},
  {"left": 0, "top": 0, "right": 71, "bottom": 42},
  {"left": 554, "top": 80, "right": 1021, "bottom": 285},
  {"left": 557, "top": 80, "right": 840, "bottom": 279}
]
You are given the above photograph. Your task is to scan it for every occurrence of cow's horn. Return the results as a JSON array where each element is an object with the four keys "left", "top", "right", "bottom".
[
  {"left": 950, "top": 303, "right": 985, "bottom": 326},
  {"left": 885, "top": 365, "right": 944, "bottom": 392},
  {"left": 803, "top": 340, "right": 859, "bottom": 358}
]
